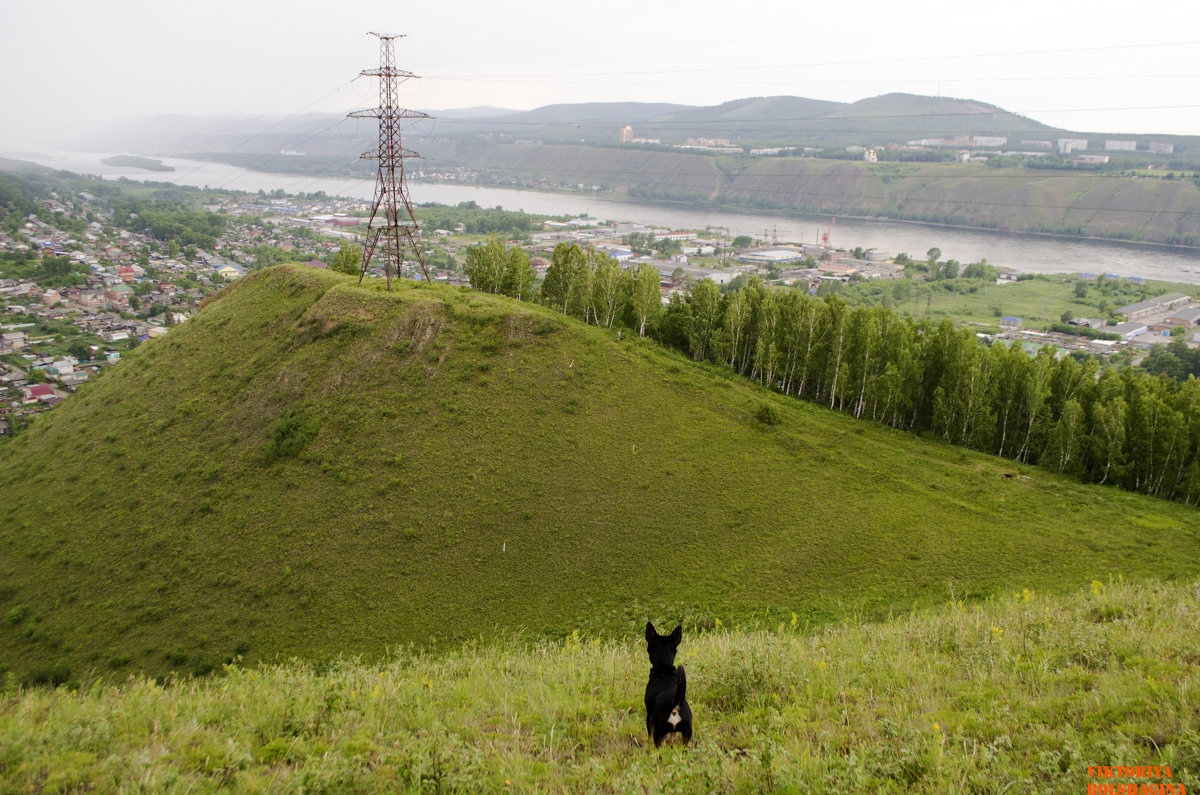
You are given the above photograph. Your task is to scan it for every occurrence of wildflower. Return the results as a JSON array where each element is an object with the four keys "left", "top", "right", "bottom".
[
  {"left": 991, "top": 626, "right": 1003, "bottom": 638},
  {"left": 791, "top": 612, "right": 798, "bottom": 630},
  {"left": 1091, "top": 580, "right": 1104, "bottom": 596}
]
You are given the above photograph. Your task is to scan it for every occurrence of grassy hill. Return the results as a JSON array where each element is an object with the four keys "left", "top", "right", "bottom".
[
  {"left": 3, "top": 579, "right": 1197, "bottom": 791},
  {"left": 817, "top": 93, "right": 1055, "bottom": 138},
  {"left": 2, "top": 266, "right": 1200, "bottom": 684}
]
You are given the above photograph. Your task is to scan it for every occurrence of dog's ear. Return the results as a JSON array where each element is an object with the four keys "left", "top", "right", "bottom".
[
  {"left": 645, "top": 621, "right": 658, "bottom": 642},
  {"left": 668, "top": 625, "right": 682, "bottom": 645}
]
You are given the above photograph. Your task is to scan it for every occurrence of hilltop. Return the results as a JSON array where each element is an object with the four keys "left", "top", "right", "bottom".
[{"left": 2, "top": 265, "right": 1199, "bottom": 682}]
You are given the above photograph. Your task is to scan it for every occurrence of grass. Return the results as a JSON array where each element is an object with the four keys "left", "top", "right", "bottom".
[
  {"left": 1, "top": 578, "right": 1196, "bottom": 792},
  {"left": 850, "top": 273, "right": 1198, "bottom": 331},
  {"left": 1, "top": 265, "right": 1200, "bottom": 684}
]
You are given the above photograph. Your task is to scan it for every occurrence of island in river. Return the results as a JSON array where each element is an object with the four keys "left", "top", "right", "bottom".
[{"left": 100, "top": 155, "right": 174, "bottom": 172}]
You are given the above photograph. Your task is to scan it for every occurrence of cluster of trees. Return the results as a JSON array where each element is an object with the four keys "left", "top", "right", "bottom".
[
  {"left": 897, "top": 248, "right": 998, "bottom": 282},
  {"left": 1143, "top": 337, "right": 1200, "bottom": 383},
  {"left": 0, "top": 173, "right": 41, "bottom": 235},
  {"left": 109, "top": 196, "right": 225, "bottom": 251},
  {"left": 541, "top": 243, "right": 663, "bottom": 336},
  {"left": 467, "top": 240, "right": 663, "bottom": 336},
  {"left": 415, "top": 202, "right": 556, "bottom": 237},
  {"left": 463, "top": 237, "right": 537, "bottom": 302},
  {"left": 622, "top": 232, "right": 682, "bottom": 257},
  {"left": 329, "top": 241, "right": 363, "bottom": 276}
]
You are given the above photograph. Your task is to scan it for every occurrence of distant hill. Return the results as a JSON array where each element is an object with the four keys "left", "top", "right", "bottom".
[
  {"left": 426, "top": 105, "right": 519, "bottom": 119},
  {"left": 652, "top": 95, "right": 846, "bottom": 124},
  {"left": 2, "top": 265, "right": 1198, "bottom": 681},
  {"left": 490, "top": 101, "right": 694, "bottom": 126},
  {"left": 810, "top": 93, "right": 1058, "bottom": 140},
  {"left": 69, "top": 92, "right": 1075, "bottom": 154}
]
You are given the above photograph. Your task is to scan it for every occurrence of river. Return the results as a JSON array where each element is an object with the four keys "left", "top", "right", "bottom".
[{"left": 15, "top": 149, "right": 1200, "bottom": 285}]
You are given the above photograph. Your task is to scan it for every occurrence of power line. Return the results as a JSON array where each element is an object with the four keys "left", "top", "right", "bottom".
[{"left": 426, "top": 40, "right": 1200, "bottom": 82}]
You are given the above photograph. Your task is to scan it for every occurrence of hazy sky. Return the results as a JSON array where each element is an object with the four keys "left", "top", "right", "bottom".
[{"left": 3, "top": 0, "right": 1199, "bottom": 150}]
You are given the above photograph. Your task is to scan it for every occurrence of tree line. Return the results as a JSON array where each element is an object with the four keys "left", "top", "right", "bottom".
[
  {"left": 415, "top": 202, "right": 560, "bottom": 237},
  {"left": 467, "top": 239, "right": 1200, "bottom": 506},
  {"left": 466, "top": 238, "right": 663, "bottom": 336}
]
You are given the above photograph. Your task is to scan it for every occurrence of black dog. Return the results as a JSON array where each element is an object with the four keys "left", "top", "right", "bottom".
[{"left": 644, "top": 621, "right": 692, "bottom": 747}]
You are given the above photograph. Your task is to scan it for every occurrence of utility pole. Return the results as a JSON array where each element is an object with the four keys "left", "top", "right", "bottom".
[{"left": 349, "top": 32, "right": 430, "bottom": 289}]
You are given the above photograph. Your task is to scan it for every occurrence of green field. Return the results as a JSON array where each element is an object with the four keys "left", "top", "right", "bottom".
[
  {"left": 843, "top": 272, "right": 1197, "bottom": 332},
  {"left": 2, "top": 265, "right": 1200, "bottom": 685},
  {"left": 2, "top": 579, "right": 1196, "bottom": 792}
]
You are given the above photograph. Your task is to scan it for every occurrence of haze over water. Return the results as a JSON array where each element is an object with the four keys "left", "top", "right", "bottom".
[{"left": 20, "top": 149, "right": 1200, "bottom": 285}]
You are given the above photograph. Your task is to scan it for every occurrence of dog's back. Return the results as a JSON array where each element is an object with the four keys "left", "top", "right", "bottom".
[{"left": 644, "top": 622, "right": 693, "bottom": 747}]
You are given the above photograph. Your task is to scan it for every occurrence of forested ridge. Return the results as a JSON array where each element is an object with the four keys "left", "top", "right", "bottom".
[{"left": 470, "top": 238, "right": 1200, "bottom": 504}]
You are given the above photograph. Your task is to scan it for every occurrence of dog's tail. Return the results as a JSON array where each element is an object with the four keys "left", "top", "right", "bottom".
[{"left": 675, "top": 665, "right": 687, "bottom": 706}]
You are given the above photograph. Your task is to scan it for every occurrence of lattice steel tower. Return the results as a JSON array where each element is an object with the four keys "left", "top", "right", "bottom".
[{"left": 349, "top": 32, "right": 429, "bottom": 289}]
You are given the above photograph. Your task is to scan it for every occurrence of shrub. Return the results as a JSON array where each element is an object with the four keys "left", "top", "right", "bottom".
[
  {"left": 263, "top": 409, "right": 321, "bottom": 464},
  {"left": 22, "top": 664, "right": 71, "bottom": 688},
  {"left": 756, "top": 402, "right": 782, "bottom": 426}
]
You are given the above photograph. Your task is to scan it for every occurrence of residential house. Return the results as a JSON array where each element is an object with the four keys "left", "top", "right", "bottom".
[
  {"left": 22, "top": 383, "right": 54, "bottom": 404},
  {"left": 0, "top": 332, "right": 28, "bottom": 353}
]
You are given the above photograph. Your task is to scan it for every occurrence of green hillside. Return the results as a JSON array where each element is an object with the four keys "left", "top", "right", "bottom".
[
  {"left": 2, "top": 265, "right": 1199, "bottom": 683},
  {"left": 3, "top": 579, "right": 1197, "bottom": 791}
]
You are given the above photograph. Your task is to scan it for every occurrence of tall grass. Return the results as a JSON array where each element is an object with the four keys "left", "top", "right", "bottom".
[{"left": 2, "top": 579, "right": 1197, "bottom": 792}]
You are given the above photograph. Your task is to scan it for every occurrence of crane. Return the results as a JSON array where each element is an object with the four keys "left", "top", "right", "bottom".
[{"left": 820, "top": 217, "right": 836, "bottom": 248}]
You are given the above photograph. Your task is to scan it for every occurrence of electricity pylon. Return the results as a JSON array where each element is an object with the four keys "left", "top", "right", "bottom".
[{"left": 349, "top": 32, "right": 429, "bottom": 289}]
